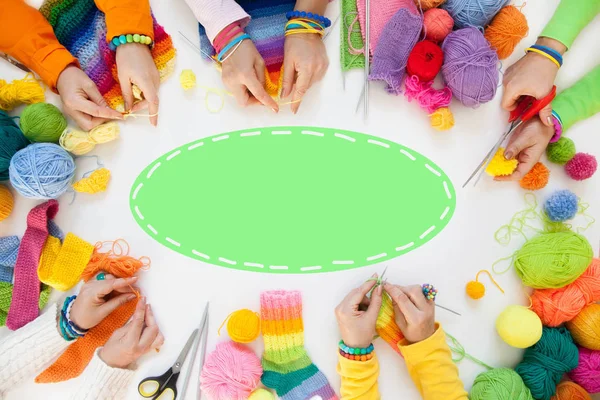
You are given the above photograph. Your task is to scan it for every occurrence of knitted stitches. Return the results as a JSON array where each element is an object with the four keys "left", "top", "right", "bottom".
[
  {"left": 7, "top": 200, "right": 58, "bottom": 330},
  {"left": 376, "top": 293, "right": 405, "bottom": 354},
  {"left": 0, "top": 236, "right": 20, "bottom": 283},
  {"left": 340, "top": 0, "right": 365, "bottom": 71},
  {"left": 261, "top": 290, "right": 338, "bottom": 400},
  {"left": 38, "top": 233, "right": 94, "bottom": 291},
  {"left": 0, "top": 282, "right": 52, "bottom": 326},
  {"left": 39, "top": 0, "right": 176, "bottom": 111}
]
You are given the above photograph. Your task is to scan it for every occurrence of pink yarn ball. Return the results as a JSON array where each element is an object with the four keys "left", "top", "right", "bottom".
[
  {"left": 200, "top": 341, "right": 263, "bottom": 400},
  {"left": 565, "top": 153, "right": 597, "bottom": 181},
  {"left": 423, "top": 8, "right": 454, "bottom": 42},
  {"left": 569, "top": 346, "right": 600, "bottom": 393}
]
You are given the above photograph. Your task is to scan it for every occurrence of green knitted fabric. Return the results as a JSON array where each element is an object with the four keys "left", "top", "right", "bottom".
[
  {"left": 341, "top": 0, "right": 365, "bottom": 71},
  {"left": 0, "top": 282, "right": 52, "bottom": 326}
]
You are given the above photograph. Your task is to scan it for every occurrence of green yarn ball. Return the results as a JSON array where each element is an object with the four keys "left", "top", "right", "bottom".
[
  {"left": 515, "top": 327, "right": 579, "bottom": 400},
  {"left": 20, "top": 103, "right": 67, "bottom": 143},
  {"left": 514, "top": 231, "right": 593, "bottom": 289},
  {"left": 470, "top": 368, "right": 533, "bottom": 400},
  {"left": 546, "top": 137, "right": 576, "bottom": 165}
]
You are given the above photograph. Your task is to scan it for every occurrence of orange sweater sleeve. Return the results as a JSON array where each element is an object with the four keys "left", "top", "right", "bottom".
[
  {"left": 94, "top": 0, "right": 154, "bottom": 42},
  {"left": 0, "top": 0, "right": 77, "bottom": 90}
]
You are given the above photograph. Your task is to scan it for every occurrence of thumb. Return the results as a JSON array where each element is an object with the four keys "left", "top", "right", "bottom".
[
  {"left": 281, "top": 60, "right": 295, "bottom": 98},
  {"left": 539, "top": 104, "right": 554, "bottom": 127},
  {"left": 366, "top": 285, "right": 383, "bottom": 319},
  {"left": 505, "top": 131, "right": 534, "bottom": 161}
]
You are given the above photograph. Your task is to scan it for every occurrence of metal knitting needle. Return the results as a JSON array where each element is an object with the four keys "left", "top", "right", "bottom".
[
  {"left": 178, "top": 31, "right": 219, "bottom": 65},
  {"left": 363, "top": 0, "right": 370, "bottom": 119},
  {"left": 196, "top": 309, "right": 210, "bottom": 400},
  {"left": 180, "top": 302, "right": 209, "bottom": 400},
  {"left": 435, "top": 303, "right": 462, "bottom": 316},
  {"left": 324, "top": 13, "right": 341, "bottom": 40}
]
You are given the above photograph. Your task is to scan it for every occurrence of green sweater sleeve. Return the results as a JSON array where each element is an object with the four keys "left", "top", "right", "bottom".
[
  {"left": 552, "top": 66, "right": 600, "bottom": 131},
  {"left": 540, "top": 0, "right": 600, "bottom": 49}
]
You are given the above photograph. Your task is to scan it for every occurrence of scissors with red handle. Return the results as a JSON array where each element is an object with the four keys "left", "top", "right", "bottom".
[{"left": 463, "top": 86, "right": 557, "bottom": 188}]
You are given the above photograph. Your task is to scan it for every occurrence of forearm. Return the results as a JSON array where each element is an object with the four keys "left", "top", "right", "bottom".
[
  {"left": 294, "top": 0, "right": 329, "bottom": 15},
  {"left": 184, "top": 0, "right": 249, "bottom": 43},
  {"left": 552, "top": 65, "right": 600, "bottom": 131},
  {"left": 94, "top": 0, "right": 154, "bottom": 41},
  {"left": 540, "top": 0, "right": 600, "bottom": 49},
  {"left": 336, "top": 352, "right": 380, "bottom": 400}
]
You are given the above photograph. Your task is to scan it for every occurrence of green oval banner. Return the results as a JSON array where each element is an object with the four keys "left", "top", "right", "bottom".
[{"left": 130, "top": 127, "right": 456, "bottom": 274}]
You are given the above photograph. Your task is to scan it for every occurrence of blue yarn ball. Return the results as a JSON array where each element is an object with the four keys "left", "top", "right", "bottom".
[
  {"left": 442, "top": 0, "right": 510, "bottom": 29},
  {"left": 544, "top": 190, "right": 578, "bottom": 222},
  {"left": 9, "top": 143, "right": 75, "bottom": 199}
]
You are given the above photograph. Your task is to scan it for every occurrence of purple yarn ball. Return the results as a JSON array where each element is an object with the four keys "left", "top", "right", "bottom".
[
  {"left": 441, "top": 27, "right": 499, "bottom": 108},
  {"left": 565, "top": 152, "right": 597, "bottom": 181}
]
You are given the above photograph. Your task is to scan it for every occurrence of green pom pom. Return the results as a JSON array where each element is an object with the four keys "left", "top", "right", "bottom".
[{"left": 547, "top": 137, "right": 576, "bottom": 165}]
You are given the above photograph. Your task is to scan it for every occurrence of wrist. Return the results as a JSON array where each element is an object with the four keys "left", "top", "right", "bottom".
[
  {"left": 99, "top": 348, "right": 127, "bottom": 369},
  {"left": 536, "top": 37, "right": 567, "bottom": 55}
]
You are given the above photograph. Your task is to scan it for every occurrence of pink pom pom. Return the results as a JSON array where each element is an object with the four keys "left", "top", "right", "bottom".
[
  {"left": 200, "top": 341, "right": 263, "bottom": 400},
  {"left": 404, "top": 75, "right": 452, "bottom": 114},
  {"left": 569, "top": 347, "right": 600, "bottom": 394},
  {"left": 565, "top": 152, "right": 597, "bottom": 181}
]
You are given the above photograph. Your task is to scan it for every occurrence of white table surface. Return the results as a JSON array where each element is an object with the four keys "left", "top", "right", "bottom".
[{"left": 1, "top": 0, "right": 599, "bottom": 399}]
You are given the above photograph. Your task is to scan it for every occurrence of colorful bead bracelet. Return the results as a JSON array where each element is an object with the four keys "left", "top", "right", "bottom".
[
  {"left": 339, "top": 340, "right": 375, "bottom": 361},
  {"left": 58, "top": 295, "right": 88, "bottom": 341},
  {"left": 109, "top": 34, "right": 153, "bottom": 51},
  {"left": 286, "top": 10, "right": 331, "bottom": 28},
  {"left": 422, "top": 283, "right": 438, "bottom": 301}
]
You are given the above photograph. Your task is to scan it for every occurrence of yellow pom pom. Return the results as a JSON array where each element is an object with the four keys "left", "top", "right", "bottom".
[
  {"left": 249, "top": 388, "right": 275, "bottom": 400},
  {"left": 180, "top": 69, "right": 197, "bottom": 91},
  {"left": 60, "top": 122, "right": 120, "bottom": 155},
  {"left": 466, "top": 281, "right": 485, "bottom": 299},
  {"left": 430, "top": 107, "right": 454, "bottom": 131},
  {"left": 72, "top": 168, "right": 111, "bottom": 194},
  {"left": 486, "top": 147, "right": 518, "bottom": 176},
  {"left": 496, "top": 305, "right": 543, "bottom": 348},
  {"left": 226, "top": 309, "right": 261, "bottom": 343},
  {"left": 0, "top": 184, "right": 14, "bottom": 222}
]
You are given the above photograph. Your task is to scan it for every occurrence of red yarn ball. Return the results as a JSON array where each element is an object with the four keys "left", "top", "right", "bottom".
[
  {"left": 423, "top": 8, "right": 454, "bottom": 42},
  {"left": 407, "top": 40, "right": 444, "bottom": 82},
  {"left": 565, "top": 153, "right": 597, "bottom": 181}
]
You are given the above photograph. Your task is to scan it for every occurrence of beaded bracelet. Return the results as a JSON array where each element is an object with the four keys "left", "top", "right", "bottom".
[
  {"left": 109, "top": 34, "right": 153, "bottom": 51},
  {"left": 58, "top": 295, "right": 87, "bottom": 341},
  {"left": 339, "top": 340, "right": 375, "bottom": 359},
  {"left": 525, "top": 46, "right": 562, "bottom": 69},
  {"left": 339, "top": 349, "right": 375, "bottom": 362},
  {"left": 550, "top": 110, "right": 563, "bottom": 143},
  {"left": 286, "top": 10, "right": 331, "bottom": 28}
]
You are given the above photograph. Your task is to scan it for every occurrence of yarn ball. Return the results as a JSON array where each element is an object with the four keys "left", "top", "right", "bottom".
[
  {"left": 470, "top": 368, "right": 533, "bottom": 400},
  {"left": 60, "top": 122, "right": 120, "bottom": 156},
  {"left": 430, "top": 107, "right": 455, "bottom": 131},
  {"left": 569, "top": 347, "right": 600, "bottom": 394},
  {"left": 514, "top": 231, "right": 593, "bottom": 289},
  {"left": 0, "top": 184, "right": 13, "bottom": 222},
  {"left": 0, "top": 110, "right": 30, "bottom": 181},
  {"left": 442, "top": 27, "right": 499, "bottom": 108},
  {"left": 416, "top": 0, "right": 447, "bottom": 11},
  {"left": 551, "top": 381, "right": 592, "bottom": 400},
  {"left": 484, "top": 5, "right": 528, "bottom": 60},
  {"left": 180, "top": 69, "right": 197, "bottom": 91},
  {"left": 423, "top": 8, "right": 454, "bottom": 42},
  {"left": 407, "top": 41, "right": 444, "bottom": 82},
  {"left": 496, "top": 305, "right": 543, "bottom": 348},
  {"left": 520, "top": 162, "right": 550, "bottom": 190},
  {"left": 566, "top": 303, "right": 600, "bottom": 350},
  {"left": 226, "top": 309, "right": 261, "bottom": 343},
  {"left": 516, "top": 326, "right": 579, "bottom": 400},
  {"left": 20, "top": 103, "right": 67, "bottom": 143},
  {"left": 200, "top": 341, "right": 263, "bottom": 400},
  {"left": 486, "top": 147, "right": 518, "bottom": 176},
  {"left": 466, "top": 280, "right": 485, "bottom": 299},
  {"left": 248, "top": 389, "right": 275, "bottom": 400},
  {"left": 544, "top": 190, "right": 578, "bottom": 222},
  {"left": 9, "top": 143, "right": 76, "bottom": 199},
  {"left": 442, "top": 0, "right": 510, "bottom": 30},
  {"left": 565, "top": 153, "right": 597, "bottom": 181},
  {"left": 547, "top": 137, "right": 576, "bottom": 165},
  {"left": 531, "top": 259, "right": 600, "bottom": 327}
]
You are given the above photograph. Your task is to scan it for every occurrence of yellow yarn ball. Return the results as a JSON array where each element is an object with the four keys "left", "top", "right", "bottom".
[
  {"left": 227, "top": 309, "right": 261, "bottom": 343},
  {"left": 466, "top": 281, "right": 485, "bottom": 299},
  {"left": 180, "top": 69, "right": 197, "bottom": 91},
  {"left": 430, "top": 107, "right": 454, "bottom": 131},
  {"left": 496, "top": 305, "right": 543, "bottom": 348},
  {"left": 0, "top": 184, "right": 14, "bottom": 222},
  {"left": 486, "top": 147, "right": 518, "bottom": 176},
  {"left": 248, "top": 388, "right": 275, "bottom": 400},
  {"left": 60, "top": 122, "right": 120, "bottom": 155},
  {"left": 566, "top": 303, "right": 600, "bottom": 350}
]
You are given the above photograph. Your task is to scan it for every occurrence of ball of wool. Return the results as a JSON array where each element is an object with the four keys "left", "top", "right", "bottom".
[
  {"left": 430, "top": 107, "right": 455, "bottom": 131},
  {"left": 566, "top": 304, "right": 600, "bottom": 350},
  {"left": 423, "top": 8, "right": 454, "bottom": 42},
  {"left": 200, "top": 341, "right": 263, "bottom": 400},
  {"left": 565, "top": 153, "right": 597, "bottom": 181},
  {"left": 8, "top": 143, "right": 75, "bottom": 200},
  {"left": 442, "top": 27, "right": 500, "bottom": 108},
  {"left": 551, "top": 381, "right": 592, "bottom": 400},
  {"left": 516, "top": 326, "right": 579, "bottom": 400},
  {"left": 416, "top": 0, "right": 447, "bottom": 11},
  {"left": 248, "top": 389, "right": 275, "bottom": 400},
  {"left": 180, "top": 69, "right": 197, "bottom": 91},
  {"left": 466, "top": 280, "right": 485, "bottom": 299},
  {"left": 0, "top": 184, "right": 13, "bottom": 222},
  {"left": 470, "top": 368, "right": 533, "bottom": 400},
  {"left": 544, "top": 189, "right": 578, "bottom": 222},
  {"left": 547, "top": 137, "right": 576, "bottom": 165},
  {"left": 569, "top": 347, "right": 600, "bottom": 394},
  {"left": 407, "top": 41, "right": 444, "bottom": 82},
  {"left": 514, "top": 231, "right": 593, "bottom": 289},
  {"left": 486, "top": 147, "right": 518, "bottom": 176},
  {"left": 520, "top": 162, "right": 550, "bottom": 190},
  {"left": 484, "top": 6, "right": 529, "bottom": 60},
  {"left": 496, "top": 305, "right": 543, "bottom": 348},
  {"left": 0, "top": 110, "right": 30, "bottom": 180},
  {"left": 226, "top": 309, "right": 261, "bottom": 343},
  {"left": 442, "top": 0, "right": 510, "bottom": 30},
  {"left": 19, "top": 103, "right": 67, "bottom": 143}
]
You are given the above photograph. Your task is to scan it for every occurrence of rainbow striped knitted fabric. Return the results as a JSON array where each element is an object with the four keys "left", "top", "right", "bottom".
[
  {"left": 260, "top": 290, "right": 338, "bottom": 400},
  {"left": 39, "top": 0, "right": 176, "bottom": 111}
]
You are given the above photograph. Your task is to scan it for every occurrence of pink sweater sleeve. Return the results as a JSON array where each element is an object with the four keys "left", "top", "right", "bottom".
[{"left": 184, "top": 0, "right": 250, "bottom": 43}]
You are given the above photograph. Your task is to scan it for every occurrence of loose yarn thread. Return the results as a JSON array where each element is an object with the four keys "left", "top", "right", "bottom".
[
  {"left": 81, "top": 239, "right": 150, "bottom": 285},
  {"left": 59, "top": 122, "right": 120, "bottom": 156},
  {"left": 445, "top": 331, "right": 493, "bottom": 369},
  {"left": 404, "top": 75, "right": 452, "bottom": 114},
  {"left": 0, "top": 74, "right": 45, "bottom": 111},
  {"left": 466, "top": 269, "right": 504, "bottom": 300}
]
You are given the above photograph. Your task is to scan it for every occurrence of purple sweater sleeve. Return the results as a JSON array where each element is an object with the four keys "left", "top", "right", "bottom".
[{"left": 183, "top": 0, "right": 250, "bottom": 43}]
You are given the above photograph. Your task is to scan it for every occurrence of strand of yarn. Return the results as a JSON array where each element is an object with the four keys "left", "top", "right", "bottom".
[
  {"left": 494, "top": 193, "right": 542, "bottom": 245},
  {"left": 59, "top": 122, "right": 120, "bottom": 156},
  {"left": 445, "top": 331, "right": 493, "bottom": 369},
  {"left": 484, "top": 5, "right": 529, "bottom": 60},
  {"left": 404, "top": 75, "right": 452, "bottom": 113},
  {"left": 466, "top": 269, "right": 505, "bottom": 300},
  {"left": 0, "top": 74, "right": 45, "bottom": 111},
  {"left": 80, "top": 239, "right": 150, "bottom": 283}
]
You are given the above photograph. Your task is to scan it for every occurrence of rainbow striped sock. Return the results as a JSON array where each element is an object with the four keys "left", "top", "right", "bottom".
[{"left": 260, "top": 290, "right": 338, "bottom": 400}]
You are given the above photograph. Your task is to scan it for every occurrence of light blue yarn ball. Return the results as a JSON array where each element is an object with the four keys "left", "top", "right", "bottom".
[
  {"left": 9, "top": 143, "right": 75, "bottom": 199},
  {"left": 442, "top": 0, "right": 510, "bottom": 29},
  {"left": 544, "top": 189, "right": 578, "bottom": 222}
]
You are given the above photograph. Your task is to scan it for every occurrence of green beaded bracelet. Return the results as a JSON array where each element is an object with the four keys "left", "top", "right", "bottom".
[{"left": 109, "top": 34, "right": 153, "bottom": 51}]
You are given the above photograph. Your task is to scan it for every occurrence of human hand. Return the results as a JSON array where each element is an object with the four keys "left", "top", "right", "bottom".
[
  {"left": 221, "top": 38, "right": 279, "bottom": 111},
  {"left": 495, "top": 116, "right": 555, "bottom": 181},
  {"left": 335, "top": 275, "right": 383, "bottom": 348},
  {"left": 56, "top": 66, "right": 123, "bottom": 130},
  {"left": 100, "top": 297, "right": 164, "bottom": 369},
  {"left": 116, "top": 43, "right": 160, "bottom": 126},
  {"left": 282, "top": 33, "right": 329, "bottom": 114},
  {"left": 383, "top": 284, "right": 435, "bottom": 344}
]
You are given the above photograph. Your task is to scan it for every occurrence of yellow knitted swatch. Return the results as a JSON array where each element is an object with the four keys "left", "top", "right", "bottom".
[
  {"left": 38, "top": 233, "right": 94, "bottom": 291},
  {"left": 72, "top": 168, "right": 111, "bottom": 194},
  {"left": 485, "top": 147, "right": 519, "bottom": 176}
]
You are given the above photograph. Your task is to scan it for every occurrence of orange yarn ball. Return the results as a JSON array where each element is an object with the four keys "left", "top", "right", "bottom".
[
  {"left": 415, "top": 0, "right": 446, "bottom": 11},
  {"left": 466, "top": 281, "right": 485, "bottom": 299},
  {"left": 551, "top": 381, "right": 591, "bottom": 400},
  {"left": 0, "top": 184, "right": 13, "bottom": 222},
  {"left": 484, "top": 6, "right": 529, "bottom": 60},
  {"left": 423, "top": 8, "right": 454, "bottom": 42},
  {"left": 520, "top": 162, "right": 550, "bottom": 190},
  {"left": 566, "top": 303, "right": 600, "bottom": 350}
]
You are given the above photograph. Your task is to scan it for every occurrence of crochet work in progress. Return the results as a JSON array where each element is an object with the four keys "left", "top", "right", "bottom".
[
  {"left": 260, "top": 290, "right": 338, "bottom": 400},
  {"left": 39, "top": 0, "right": 176, "bottom": 111}
]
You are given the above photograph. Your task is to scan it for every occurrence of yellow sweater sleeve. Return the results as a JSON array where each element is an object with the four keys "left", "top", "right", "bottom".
[
  {"left": 398, "top": 324, "right": 468, "bottom": 400},
  {"left": 337, "top": 352, "right": 380, "bottom": 400}
]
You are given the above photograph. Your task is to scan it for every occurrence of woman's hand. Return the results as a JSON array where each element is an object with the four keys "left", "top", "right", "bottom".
[
  {"left": 116, "top": 43, "right": 160, "bottom": 126},
  {"left": 99, "top": 297, "right": 164, "bottom": 369},
  {"left": 335, "top": 275, "right": 383, "bottom": 348},
  {"left": 282, "top": 33, "right": 329, "bottom": 114},
  {"left": 221, "top": 39, "right": 279, "bottom": 111},
  {"left": 383, "top": 284, "right": 435, "bottom": 344},
  {"left": 69, "top": 273, "right": 139, "bottom": 330},
  {"left": 56, "top": 66, "right": 123, "bottom": 131}
]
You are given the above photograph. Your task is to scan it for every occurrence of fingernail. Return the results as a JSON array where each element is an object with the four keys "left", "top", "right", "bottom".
[
  {"left": 504, "top": 151, "right": 513, "bottom": 159},
  {"left": 127, "top": 294, "right": 136, "bottom": 300},
  {"left": 377, "top": 285, "right": 383, "bottom": 294},
  {"left": 547, "top": 116, "right": 552, "bottom": 125}
]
